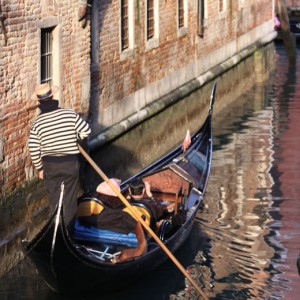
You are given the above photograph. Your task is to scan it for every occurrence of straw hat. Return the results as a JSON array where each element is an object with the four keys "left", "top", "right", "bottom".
[
  {"left": 96, "top": 178, "right": 121, "bottom": 196},
  {"left": 31, "top": 83, "right": 59, "bottom": 101}
]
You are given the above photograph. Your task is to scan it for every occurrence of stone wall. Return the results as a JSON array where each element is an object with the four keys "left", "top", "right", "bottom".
[{"left": 0, "top": 1, "right": 90, "bottom": 197}]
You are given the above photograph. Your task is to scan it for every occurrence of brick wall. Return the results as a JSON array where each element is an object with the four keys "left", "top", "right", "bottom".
[
  {"left": 0, "top": 1, "right": 90, "bottom": 196},
  {"left": 92, "top": 0, "right": 274, "bottom": 132},
  {"left": 285, "top": 0, "right": 300, "bottom": 7}
]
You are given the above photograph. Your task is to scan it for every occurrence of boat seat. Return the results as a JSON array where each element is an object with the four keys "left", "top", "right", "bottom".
[
  {"left": 73, "top": 220, "right": 138, "bottom": 247},
  {"left": 75, "top": 194, "right": 139, "bottom": 252},
  {"left": 75, "top": 193, "right": 158, "bottom": 254},
  {"left": 123, "top": 201, "right": 157, "bottom": 230},
  {"left": 77, "top": 196, "right": 106, "bottom": 217}
]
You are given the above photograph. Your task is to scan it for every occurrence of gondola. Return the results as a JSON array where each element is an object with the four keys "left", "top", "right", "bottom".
[{"left": 22, "top": 81, "right": 217, "bottom": 295}]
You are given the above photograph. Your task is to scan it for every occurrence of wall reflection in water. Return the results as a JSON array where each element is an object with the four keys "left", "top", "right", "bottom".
[
  {"left": 171, "top": 43, "right": 300, "bottom": 300},
  {"left": 195, "top": 105, "right": 276, "bottom": 299}
]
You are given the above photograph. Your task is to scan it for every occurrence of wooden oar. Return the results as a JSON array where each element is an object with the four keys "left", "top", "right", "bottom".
[{"left": 78, "top": 144, "right": 208, "bottom": 299}]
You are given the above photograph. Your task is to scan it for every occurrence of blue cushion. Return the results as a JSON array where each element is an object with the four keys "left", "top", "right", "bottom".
[{"left": 73, "top": 220, "right": 138, "bottom": 248}]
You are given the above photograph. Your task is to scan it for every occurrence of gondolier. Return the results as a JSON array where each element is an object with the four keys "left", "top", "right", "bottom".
[{"left": 28, "top": 83, "right": 91, "bottom": 229}]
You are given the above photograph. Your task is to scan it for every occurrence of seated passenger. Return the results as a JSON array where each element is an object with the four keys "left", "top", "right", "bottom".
[
  {"left": 77, "top": 178, "right": 147, "bottom": 263},
  {"left": 128, "top": 178, "right": 174, "bottom": 228}
]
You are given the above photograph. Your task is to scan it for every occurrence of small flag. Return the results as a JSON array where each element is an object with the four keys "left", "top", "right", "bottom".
[{"left": 182, "top": 129, "right": 191, "bottom": 152}]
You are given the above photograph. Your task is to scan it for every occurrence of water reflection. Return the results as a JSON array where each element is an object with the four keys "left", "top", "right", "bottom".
[
  {"left": 267, "top": 43, "right": 300, "bottom": 300},
  {"left": 197, "top": 107, "right": 275, "bottom": 299},
  {"left": 170, "top": 43, "right": 300, "bottom": 299}
]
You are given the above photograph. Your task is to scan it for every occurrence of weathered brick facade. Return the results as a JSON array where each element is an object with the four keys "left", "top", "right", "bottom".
[
  {"left": 0, "top": 0, "right": 275, "bottom": 198},
  {"left": 0, "top": 1, "right": 90, "bottom": 196},
  {"left": 285, "top": 0, "right": 300, "bottom": 7},
  {"left": 91, "top": 0, "right": 275, "bottom": 133}
]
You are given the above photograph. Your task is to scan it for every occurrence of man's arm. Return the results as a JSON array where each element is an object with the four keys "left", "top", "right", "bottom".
[
  {"left": 28, "top": 129, "right": 43, "bottom": 171},
  {"left": 75, "top": 114, "right": 91, "bottom": 140},
  {"left": 144, "top": 181, "right": 153, "bottom": 198}
]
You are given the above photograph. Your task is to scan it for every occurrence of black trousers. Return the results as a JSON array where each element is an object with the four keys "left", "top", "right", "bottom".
[{"left": 43, "top": 159, "right": 79, "bottom": 229}]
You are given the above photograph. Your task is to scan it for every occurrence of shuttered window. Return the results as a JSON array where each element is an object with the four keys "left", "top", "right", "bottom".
[
  {"left": 121, "top": 0, "right": 129, "bottom": 50},
  {"left": 198, "top": 0, "right": 204, "bottom": 37},
  {"left": 219, "top": 0, "right": 224, "bottom": 12},
  {"left": 178, "top": 0, "right": 184, "bottom": 28},
  {"left": 147, "top": 0, "right": 154, "bottom": 40},
  {"left": 41, "top": 27, "right": 53, "bottom": 85}
]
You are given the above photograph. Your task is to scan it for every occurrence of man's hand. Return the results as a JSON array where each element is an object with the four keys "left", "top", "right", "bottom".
[
  {"left": 38, "top": 170, "right": 44, "bottom": 179},
  {"left": 144, "top": 181, "right": 152, "bottom": 198}
]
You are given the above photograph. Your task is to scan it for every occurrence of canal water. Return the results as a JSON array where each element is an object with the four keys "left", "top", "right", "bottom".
[{"left": 0, "top": 42, "right": 300, "bottom": 299}]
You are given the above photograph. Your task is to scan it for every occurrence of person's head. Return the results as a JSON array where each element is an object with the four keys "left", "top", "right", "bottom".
[
  {"left": 96, "top": 178, "right": 122, "bottom": 207},
  {"left": 129, "top": 178, "right": 145, "bottom": 197},
  {"left": 31, "top": 83, "right": 59, "bottom": 102},
  {"left": 96, "top": 178, "right": 121, "bottom": 196}
]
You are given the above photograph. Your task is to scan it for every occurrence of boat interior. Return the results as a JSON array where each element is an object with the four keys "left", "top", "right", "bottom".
[{"left": 73, "top": 163, "right": 203, "bottom": 262}]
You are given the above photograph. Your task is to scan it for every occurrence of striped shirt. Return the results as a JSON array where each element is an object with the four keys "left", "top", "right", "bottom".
[{"left": 29, "top": 108, "right": 91, "bottom": 170}]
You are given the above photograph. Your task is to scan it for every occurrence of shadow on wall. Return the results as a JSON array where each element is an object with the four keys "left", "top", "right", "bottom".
[
  {"left": 89, "top": 0, "right": 113, "bottom": 137},
  {"left": 80, "top": 143, "right": 140, "bottom": 192}
]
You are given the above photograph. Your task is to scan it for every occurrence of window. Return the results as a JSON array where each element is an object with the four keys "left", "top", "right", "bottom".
[
  {"left": 178, "top": 0, "right": 188, "bottom": 36},
  {"left": 121, "top": 0, "right": 129, "bottom": 50},
  {"left": 178, "top": 0, "right": 184, "bottom": 28},
  {"left": 147, "top": 0, "right": 154, "bottom": 40},
  {"left": 145, "top": 0, "right": 159, "bottom": 49},
  {"left": 219, "top": 0, "right": 227, "bottom": 12},
  {"left": 238, "top": 0, "right": 245, "bottom": 10},
  {"left": 198, "top": 0, "right": 205, "bottom": 37},
  {"left": 38, "top": 18, "right": 60, "bottom": 99},
  {"left": 219, "top": 0, "right": 223, "bottom": 12},
  {"left": 41, "top": 27, "right": 53, "bottom": 85},
  {"left": 120, "top": 0, "right": 134, "bottom": 56}
]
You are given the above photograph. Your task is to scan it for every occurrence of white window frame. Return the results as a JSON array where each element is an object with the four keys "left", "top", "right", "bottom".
[{"left": 239, "top": 0, "right": 245, "bottom": 9}]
